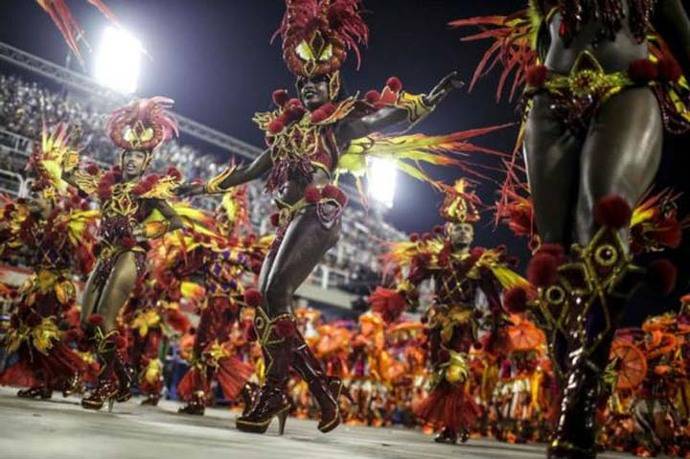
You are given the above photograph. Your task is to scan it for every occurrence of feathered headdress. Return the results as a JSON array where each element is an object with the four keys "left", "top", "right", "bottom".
[
  {"left": 106, "top": 97, "right": 179, "bottom": 152},
  {"left": 440, "top": 179, "right": 481, "bottom": 224},
  {"left": 27, "top": 123, "right": 80, "bottom": 201},
  {"left": 274, "top": 0, "right": 369, "bottom": 80}
]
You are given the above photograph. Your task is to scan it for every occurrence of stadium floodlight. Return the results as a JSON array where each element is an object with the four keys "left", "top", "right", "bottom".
[
  {"left": 93, "top": 26, "right": 142, "bottom": 94},
  {"left": 367, "top": 157, "right": 397, "bottom": 208}
]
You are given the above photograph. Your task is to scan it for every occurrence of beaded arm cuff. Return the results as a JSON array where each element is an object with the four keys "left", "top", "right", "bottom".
[
  {"left": 395, "top": 91, "right": 435, "bottom": 124},
  {"left": 203, "top": 165, "right": 238, "bottom": 194}
]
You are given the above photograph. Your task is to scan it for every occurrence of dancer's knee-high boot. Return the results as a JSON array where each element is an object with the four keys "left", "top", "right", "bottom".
[
  {"left": 291, "top": 331, "right": 342, "bottom": 433},
  {"left": 546, "top": 209, "right": 646, "bottom": 458},
  {"left": 236, "top": 310, "right": 292, "bottom": 434},
  {"left": 81, "top": 330, "right": 131, "bottom": 410}
]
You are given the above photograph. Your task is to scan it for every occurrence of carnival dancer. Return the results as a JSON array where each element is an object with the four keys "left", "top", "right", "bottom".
[
  {"left": 373, "top": 180, "right": 527, "bottom": 444},
  {"left": 175, "top": 0, "right": 503, "bottom": 435},
  {"left": 452, "top": 2, "right": 690, "bottom": 456},
  {"left": 158, "top": 190, "right": 264, "bottom": 415},
  {"left": 53, "top": 97, "right": 185, "bottom": 411},
  {"left": 0, "top": 125, "right": 98, "bottom": 399}
]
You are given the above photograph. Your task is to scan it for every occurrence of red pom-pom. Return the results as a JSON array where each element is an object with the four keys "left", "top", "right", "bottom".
[
  {"left": 319, "top": 102, "right": 336, "bottom": 116},
  {"left": 386, "top": 76, "right": 403, "bottom": 92},
  {"left": 285, "top": 106, "right": 306, "bottom": 123},
  {"left": 88, "top": 314, "right": 105, "bottom": 327},
  {"left": 365, "top": 90, "right": 380, "bottom": 104},
  {"left": 628, "top": 59, "right": 658, "bottom": 83},
  {"left": 268, "top": 118, "right": 285, "bottom": 135},
  {"left": 421, "top": 232, "right": 433, "bottom": 242},
  {"left": 647, "top": 259, "right": 677, "bottom": 295},
  {"left": 504, "top": 287, "right": 528, "bottom": 314},
  {"left": 657, "top": 57, "right": 682, "bottom": 82},
  {"left": 166, "top": 166, "right": 182, "bottom": 181},
  {"left": 593, "top": 195, "right": 632, "bottom": 229},
  {"left": 272, "top": 89, "right": 290, "bottom": 107},
  {"left": 470, "top": 247, "right": 485, "bottom": 259},
  {"left": 536, "top": 243, "right": 566, "bottom": 264},
  {"left": 527, "top": 252, "right": 559, "bottom": 287},
  {"left": 433, "top": 225, "right": 444, "bottom": 234},
  {"left": 85, "top": 163, "right": 99, "bottom": 175},
  {"left": 409, "top": 233, "right": 419, "bottom": 242},
  {"left": 310, "top": 108, "right": 328, "bottom": 124},
  {"left": 131, "top": 183, "right": 147, "bottom": 196},
  {"left": 270, "top": 212, "right": 281, "bottom": 227},
  {"left": 99, "top": 173, "right": 115, "bottom": 187},
  {"left": 274, "top": 318, "right": 296, "bottom": 338},
  {"left": 322, "top": 184, "right": 347, "bottom": 206},
  {"left": 473, "top": 341, "right": 483, "bottom": 351},
  {"left": 286, "top": 98, "right": 302, "bottom": 110},
  {"left": 304, "top": 184, "right": 322, "bottom": 204},
  {"left": 526, "top": 65, "right": 548, "bottom": 88},
  {"left": 243, "top": 289, "right": 263, "bottom": 308}
]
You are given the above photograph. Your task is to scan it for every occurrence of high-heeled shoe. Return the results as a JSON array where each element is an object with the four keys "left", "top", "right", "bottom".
[
  {"left": 17, "top": 386, "right": 52, "bottom": 400},
  {"left": 236, "top": 387, "right": 291, "bottom": 434},
  {"left": 81, "top": 376, "right": 119, "bottom": 411},
  {"left": 178, "top": 390, "right": 206, "bottom": 415},
  {"left": 292, "top": 332, "right": 341, "bottom": 433},
  {"left": 434, "top": 427, "right": 458, "bottom": 444}
]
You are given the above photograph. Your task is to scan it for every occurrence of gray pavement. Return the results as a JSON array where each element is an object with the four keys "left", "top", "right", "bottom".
[{"left": 0, "top": 386, "right": 635, "bottom": 459}]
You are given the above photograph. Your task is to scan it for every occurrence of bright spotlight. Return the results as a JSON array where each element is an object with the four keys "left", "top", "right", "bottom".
[
  {"left": 368, "top": 157, "right": 397, "bottom": 208},
  {"left": 94, "top": 26, "right": 142, "bottom": 94}
]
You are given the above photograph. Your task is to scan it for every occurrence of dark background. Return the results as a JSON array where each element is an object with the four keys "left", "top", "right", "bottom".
[{"left": 1, "top": 0, "right": 689, "bottom": 323}]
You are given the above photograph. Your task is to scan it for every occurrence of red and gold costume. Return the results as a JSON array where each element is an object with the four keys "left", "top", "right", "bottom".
[
  {"left": 152, "top": 190, "right": 265, "bottom": 415},
  {"left": 374, "top": 180, "right": 527, "bottom": 443},
  {"left": 0, "top": 126, "right": 98, "bottom": 398},
  {"left": 61, "top": 97, "right": 184, "bottom": 411}
]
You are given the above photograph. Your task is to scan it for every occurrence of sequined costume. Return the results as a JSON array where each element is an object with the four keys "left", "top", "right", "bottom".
[
  {"left": 0, "top": 126, "right": 98, "bottom": 398},
  {"left": 151, "top": 191, "right": 265, "bottom": 415},
  {"left": 375, "top": 180, "right": 528, "bottom": 443},
  {"left": 61, "top": 97, "right": 184, "bottom": 411}
]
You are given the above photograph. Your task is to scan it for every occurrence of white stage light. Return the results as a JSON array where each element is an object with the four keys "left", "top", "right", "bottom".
[
  {"left": 368, "top": 157, "right": 397, "bottom": 208},
  {"left": 94, "top": 26, "right": 142, "bottom": 94}
]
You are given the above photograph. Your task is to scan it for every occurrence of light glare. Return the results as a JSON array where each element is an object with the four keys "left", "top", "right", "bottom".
[
  {"left": 368, "top": 157, "right": 397, "bottom": 208},
  {"left": 94, "top": 26, "right": 142, "bottom": 94}
]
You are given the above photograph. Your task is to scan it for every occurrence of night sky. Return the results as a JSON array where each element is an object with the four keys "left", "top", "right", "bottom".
[{"left": 2, "top": 1, "right": 690, "bottom": 322}]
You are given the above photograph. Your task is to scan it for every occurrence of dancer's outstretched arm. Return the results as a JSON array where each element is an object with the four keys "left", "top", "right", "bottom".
[
  {"left": 151, "top": 199, "right": 184, "bottom": 232},
  {"left": 177, "top": 148, "right": 273, "bottom": 196},
  {"left": 337, "top": 71, "right": 464, "bottom": 141}
]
